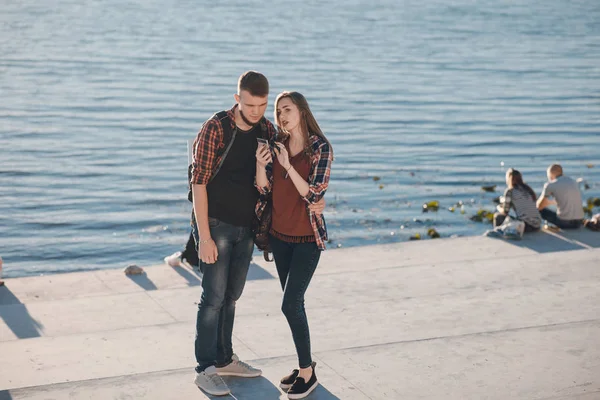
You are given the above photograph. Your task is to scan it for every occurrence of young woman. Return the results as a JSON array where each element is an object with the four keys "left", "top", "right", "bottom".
[
  {"left": 494, "top": 168, "right": 542, "bottom": 232},
  {"left": 255, "top": 91, "right": 333, "bottom": 399}
]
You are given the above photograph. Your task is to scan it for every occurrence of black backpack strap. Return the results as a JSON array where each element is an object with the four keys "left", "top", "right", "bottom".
[
  {"left": 188, "top": 111, "right": 235, "bottom": 202},
  {"left": 209, "top": 111, "right": 236, "bottom": 182}
]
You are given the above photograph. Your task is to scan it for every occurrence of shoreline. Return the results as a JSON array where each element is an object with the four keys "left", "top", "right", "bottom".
[{"left": 1, "top": 227, "right": 598, "bottom": 282}]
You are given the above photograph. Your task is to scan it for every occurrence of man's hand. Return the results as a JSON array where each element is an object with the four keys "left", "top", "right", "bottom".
[
  {"left": 536, "top": 196, "right": 556, "bottom": 211},
  {"left": 309, "top": 197, "right": 326, "bottom": 214},
  {"left": 199, "top": 239, "right": 218, "bottom": 264}
]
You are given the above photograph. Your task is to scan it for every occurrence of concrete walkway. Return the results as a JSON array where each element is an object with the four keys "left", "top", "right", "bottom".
[{"left": 1, "top": 229, "right": 599, "bottom": 399}]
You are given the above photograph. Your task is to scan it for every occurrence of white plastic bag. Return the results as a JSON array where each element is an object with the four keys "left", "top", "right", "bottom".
[
  {"left": 501, "top": 218, "right": 525, "bottom": 240},
  {"left": 484, "top": 216, "right": 525, "bottom": 240}
]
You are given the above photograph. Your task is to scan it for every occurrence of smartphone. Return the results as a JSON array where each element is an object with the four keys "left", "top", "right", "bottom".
[{"left": 257, "top": 138, "right": 269, "bottom": 146}]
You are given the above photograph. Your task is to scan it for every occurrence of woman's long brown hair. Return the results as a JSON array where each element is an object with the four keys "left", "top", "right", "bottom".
[
  {"left": 507, "top": 169, "right": 537, "bottom": 201},
  {"left": 274, "top": 91, "right": 333, "bottom": 158}
]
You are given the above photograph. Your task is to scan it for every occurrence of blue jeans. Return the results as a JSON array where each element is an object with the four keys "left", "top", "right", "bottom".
[
  {"left": 269, "top": 234, "right": 321, "bottom": 369},
  {"left": 540, "top": 208, "right": 583, "bottom": 230},
  {"left": 193, "top": 217, "right": 254, "bottom": 372}
]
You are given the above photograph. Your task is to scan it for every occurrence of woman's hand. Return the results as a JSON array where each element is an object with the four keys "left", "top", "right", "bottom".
[
  {"left": 256, "top": 144, "right": 272, "bottom": 168},
  {"left": 274, "top": 142, "right": 291, "bottom": 171}
]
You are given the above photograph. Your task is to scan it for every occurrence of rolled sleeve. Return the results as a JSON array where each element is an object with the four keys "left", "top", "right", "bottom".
[
  {"left": 190, "top": 119, "right": 222, "bottom": 185},
  {"left": 540, "top": 182, "right": 552, "bottom": 199},
  {"left": 301, "top": 142, "right": 333, "bottom": 205},
  {"left": 255, "top": 180, "right": 271, "bottom": 196}
]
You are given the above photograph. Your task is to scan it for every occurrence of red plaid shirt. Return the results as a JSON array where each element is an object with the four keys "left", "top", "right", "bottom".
[
  {"left": 190, "top": 105, "right": 276, "bottom": 185},
  {"left": 255, "top": 135, "right": 333, "bottom": 250}
]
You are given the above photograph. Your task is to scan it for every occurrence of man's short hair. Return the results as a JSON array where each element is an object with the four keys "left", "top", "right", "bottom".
[
  {"left": 238, "top": 71, "right": 269, "bottom": 97},
  {"left": 548, "top": 164, "right": 563, "bottom": 177}
]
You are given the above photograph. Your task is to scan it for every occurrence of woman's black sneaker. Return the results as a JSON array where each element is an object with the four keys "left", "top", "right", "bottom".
[
  {"left": 287, "top": 365, "right": 318, "bottom": 399},
  {"left": 280, "top": 361, "right": 316, "bottom": 391}
]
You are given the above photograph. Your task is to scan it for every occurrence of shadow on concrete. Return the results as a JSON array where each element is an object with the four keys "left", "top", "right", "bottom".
[
  {"left": 205, "top": 377, "right": 341, "bottom": 400},
  {"left": 0, "top": 286, "right": 44, "bottom": 339},
  {"left": 507, "top": 231, "right": 584, "bottom": 253},
  {"left": 247, "top": 262, "right": 275, "bottom": 281},
  {"left": 505, "top": 229, "right": 599, "bottom": 253},
  {"left": 0, "top": 391, "right": 13, "bottom": 400},
  {"left": 171, "top": 265, "right": 202, "bottom": 286},
  {"left": 126, "top": 273, "right": 158, "bottom": 291},
  {"left": 558, "top": 228, "right": 600, "bottom": 248},
  {"left": 307, "top": 384, "right": 342, "bottom": 399},
  {"left": 212, "top": 376, "right": 281, "bottom": 399}
]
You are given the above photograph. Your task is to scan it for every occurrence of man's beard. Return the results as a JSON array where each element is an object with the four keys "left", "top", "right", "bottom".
[{"left": 240, "top": 109, "right": 259, "bottom": 128}]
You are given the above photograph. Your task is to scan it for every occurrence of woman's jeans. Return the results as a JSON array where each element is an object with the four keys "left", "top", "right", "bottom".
[
  {"left": 493, "top": 213, "right": 538, "bottom": 232},
  {"left": 269, "top": 234, "right": 321, "bottom": 369},
  {"left": 193, "top": 218, "right": 254, "bottom": 372}
]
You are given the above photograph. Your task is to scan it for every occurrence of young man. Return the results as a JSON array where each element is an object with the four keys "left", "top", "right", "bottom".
[
  {"left": 190, "top": 71, "right": 324, "bottom": 396},
  {"left": 537, "top": 164, "right": 584, "bottom": 229}
]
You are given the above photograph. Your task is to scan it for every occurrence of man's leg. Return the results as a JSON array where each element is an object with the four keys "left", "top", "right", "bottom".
[
  {"left": 540, "top": 208, "right": 559, "bottom": 226},
  {"left": 556, "top": 219, "right": 583, "bottom": 230},
  {"left": 195, "top": 220, "right": 233, "bottom": 372},
  {"left": 214, "top": 226, "right": 262, "bottom": 378},
  {"left": 216, "top": 226, "right": 254, "bottom": 366}
]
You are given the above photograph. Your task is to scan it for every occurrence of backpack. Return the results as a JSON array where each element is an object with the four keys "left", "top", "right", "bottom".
[{"left": 187, "top": 111, "right": 234, "bottom": 202}]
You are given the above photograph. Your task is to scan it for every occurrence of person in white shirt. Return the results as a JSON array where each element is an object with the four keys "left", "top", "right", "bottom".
[{"left": 537, "top": 164, "right": 584, "bottom": 229}]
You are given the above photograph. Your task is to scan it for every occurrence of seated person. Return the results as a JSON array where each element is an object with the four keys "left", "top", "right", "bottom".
[
  {"left": 494, "top": 168, "right": 542, "bottom": 232},
  {"left": 536, "top": 164, "right": 584, "bottom": 229}
]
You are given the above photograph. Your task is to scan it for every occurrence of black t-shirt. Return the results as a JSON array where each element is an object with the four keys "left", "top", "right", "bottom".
[{"left": 206, "top": 124, "right": 260, "bottom": 227}]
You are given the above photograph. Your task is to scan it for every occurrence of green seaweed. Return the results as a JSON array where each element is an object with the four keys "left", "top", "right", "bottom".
[
  {"left": 427, "top": 228, "right": 440, "bottom": 239},
  {"left": 422, "top": 200, "right": 440, "bottom": 213},
  {"left": 470, "top": 209, "right": 494, "bottom": 223}
]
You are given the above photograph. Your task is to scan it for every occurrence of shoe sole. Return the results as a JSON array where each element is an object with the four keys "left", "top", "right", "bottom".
[
  {"left": 194, "top": 376, "right": 231, "bottom": 396},
  {"left": 287, "top": 381, "right": 318, "bottom": 399},
  {"left": 194, "top": 383, "right": 230, "bottom": 396},
  {"left": 216, "top": 371, "right": 262, "bottom": 378},
  {"left": 281, "top": 361, "right": 316, "bottom": 391}
]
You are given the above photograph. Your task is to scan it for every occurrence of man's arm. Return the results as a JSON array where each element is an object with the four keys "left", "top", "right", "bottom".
[
  {"left": 190, "top": 118, "right": 222, "bottom": 264},
  {"left": 536, "top": 196, "right": 555, "bottom": 210},
  {"left": 192, "top": 184, "right": 218, "bottom": 264},
  {"left": 536, "top": 183, "right": 556, "bottom": 210}
]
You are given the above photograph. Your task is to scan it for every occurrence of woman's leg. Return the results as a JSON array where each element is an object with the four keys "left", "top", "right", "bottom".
[
  {"left": 524, "top": 222, "right": 538, "bottom": 233},
  {"left": 493, "top": 212, "right": 507, "bottom": 228},
  {"left": 269, "top": 234, "right": 294, "bottom": 291},
  {"left": 281, "top": 242, "right": 321, "bottom": 369}
]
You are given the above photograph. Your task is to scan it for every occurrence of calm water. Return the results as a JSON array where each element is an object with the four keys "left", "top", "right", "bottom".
[{"left": 1, "top": 0, "right": 599, "bottom": 277}]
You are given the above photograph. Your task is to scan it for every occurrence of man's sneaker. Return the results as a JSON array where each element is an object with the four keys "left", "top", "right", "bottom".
[
  {"left": 194, "top": 366, "right": 230, "bottom": 396},
  {"left": 287, "top": 365, "right": 318, "bottom": 399},
  {"left": 216, "top": 354, "right": 262, "bottom": 377},
  {"left": 280, "top": 361, "right": 317, "bottom": 391},
  {"left": 164, "top": 251, "right": 183, "bottom": 268}
]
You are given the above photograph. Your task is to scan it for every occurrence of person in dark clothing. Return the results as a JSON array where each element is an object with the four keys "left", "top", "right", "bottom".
[{"left": 164, "top": 231, "right": 199, "bottom": 269}]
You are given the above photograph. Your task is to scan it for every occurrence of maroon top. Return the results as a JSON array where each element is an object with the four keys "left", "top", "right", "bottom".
[{"left": 270, "top": 144, "right": 315, "bottom": 243}]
